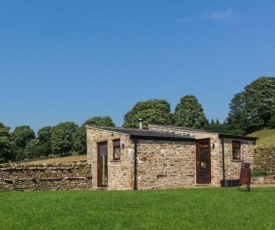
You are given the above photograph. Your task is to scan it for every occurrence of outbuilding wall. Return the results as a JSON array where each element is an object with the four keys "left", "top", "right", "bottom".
[
  {"left": 136, "top": 139, "right": 195, "bottom": 190},
  {"left": 87, "top": 127, "right": 135, "bottom": 190},
  {"left": 87, "top": 127, "right": 196, "bottom": 190},
  {"left": 149, "top": 125, "right": 255, "bottom": 185},
  {"left": 87, "top": 126, "right": 256, "bottom": 190},
  {"left": 149, "top": 125, "right": 223, "bottom": 186},
  {"left": 222, "top": 138, "right": 254, "bottom": 180}
]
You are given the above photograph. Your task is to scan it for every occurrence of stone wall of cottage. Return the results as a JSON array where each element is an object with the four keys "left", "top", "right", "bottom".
[
  {"left": 87, "top": 127, "right": 135, "bottom": 190},
  {"left": 136, "top": 140, "right": 196, "bottom": 190},
  {"left": 87, "top": 127, "right": 198, "bottom": 190},
  {"left": 87, "top": 126, "right": 256, "bottom": 190},
  {"left": 148, "top": 125, "right": 255, "bottom": 185},
  {"left": 149, "top": 125, "right": 224, "bottom": 186},
  {"left": 222, "top": 139, "right": 254, "bottom": 181},
  {"left": 0, "top": 161, "right": 92, "bottom": 192}
]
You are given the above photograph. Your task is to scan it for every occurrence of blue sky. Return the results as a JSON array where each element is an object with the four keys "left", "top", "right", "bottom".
[{"left": 0, "top": 0, "right": 274, "bottom": 133}]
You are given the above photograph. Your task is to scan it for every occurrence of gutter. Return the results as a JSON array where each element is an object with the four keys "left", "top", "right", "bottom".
[{"left": 134, "top": 139, "right": 138, "bottom": 190}]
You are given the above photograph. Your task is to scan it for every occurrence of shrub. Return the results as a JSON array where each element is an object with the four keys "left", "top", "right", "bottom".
[{"left": 252, "top": 168, "right": 267, "bottom": 177}]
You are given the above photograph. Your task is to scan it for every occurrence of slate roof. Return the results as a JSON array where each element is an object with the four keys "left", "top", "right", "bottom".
[
  {"left": 218, "top": 133, "right": 257, "bottom": 141},
  {"left": 87, "top": 126, "right": 195, "bottom": 141},
  {"left": 148, "top": 125, "right": 258, "bottom": 141}
]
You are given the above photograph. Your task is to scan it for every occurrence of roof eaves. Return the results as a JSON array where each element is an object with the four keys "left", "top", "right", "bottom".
[{"left": 129, "top": 134, "right": 195, "bottom": 142}]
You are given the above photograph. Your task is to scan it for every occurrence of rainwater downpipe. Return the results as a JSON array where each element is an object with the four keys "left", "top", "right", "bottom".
[
  {"left": 134, "top": 139, "right": 138, "bottom": 190},
  {"left": 134, "top": 118, "right": 142, "bottom": 190},
  {"left": 221, "top": 136, "right": 227, "bottom": 187}
]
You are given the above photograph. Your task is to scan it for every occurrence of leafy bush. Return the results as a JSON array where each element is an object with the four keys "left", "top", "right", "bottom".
[{"left": 252, "top": 168, "right": 267, "bottom": 177}]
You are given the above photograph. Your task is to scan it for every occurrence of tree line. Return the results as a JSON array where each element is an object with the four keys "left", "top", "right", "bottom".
[{"left": 0, "top": 76, "right": 274, "bottom": 163}]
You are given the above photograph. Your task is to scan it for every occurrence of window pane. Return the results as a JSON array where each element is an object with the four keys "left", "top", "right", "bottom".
[
  {"left": 98, "top": 142, "right": 108, "bottom": 186},
  {"left": 233, "top": 141, "right": 241, "bottom": 159},
  {"left": 113, "top": 139, "right": 120, "bottom": 160},
  {"left": 114, "top": 148, "right": 120, "bottom": 159}
]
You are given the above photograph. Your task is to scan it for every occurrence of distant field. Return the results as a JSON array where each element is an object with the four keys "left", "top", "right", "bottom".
[
  {"left": 248, "top": 129, "right": 275, "bottom": 149},
  {"left": 1, "top": 187, "right": 275, "bottom": 230},
  {"left": 24, "top": 155, "right": 87, "bottom": 165}
]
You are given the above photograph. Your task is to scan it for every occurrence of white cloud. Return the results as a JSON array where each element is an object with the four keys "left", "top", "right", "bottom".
[
  {"left": 205, "top": 10, "right": 233, "bottom": 20},
  {"left": 179, "top": 10, "right": 234, "bottom": 24}
]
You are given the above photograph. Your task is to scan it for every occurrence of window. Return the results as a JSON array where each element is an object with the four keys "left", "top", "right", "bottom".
[
  {"left": 232, "top": 141, "right": 241, "bottom": 159},
  {"left": 113, "top": 139, "right": 121, "bottom": 160}
]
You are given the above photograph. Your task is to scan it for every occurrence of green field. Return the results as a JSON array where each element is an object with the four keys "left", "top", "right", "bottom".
[{"left": 1, "top": 187, "right": 275, "bottom": 230}]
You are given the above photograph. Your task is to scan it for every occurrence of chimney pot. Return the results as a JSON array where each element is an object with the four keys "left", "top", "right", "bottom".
[{"left": 138, "top": 118, "right": 143, "bottom": 129}]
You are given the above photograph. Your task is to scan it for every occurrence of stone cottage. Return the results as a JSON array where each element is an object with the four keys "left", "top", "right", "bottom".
[{"left": 86, "top": 124, "right": 257, "bottom": 190}]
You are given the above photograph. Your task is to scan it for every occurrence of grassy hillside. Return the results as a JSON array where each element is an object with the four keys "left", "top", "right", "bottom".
[
  {"left": 248, "top": 129, "right": 275, "bottom": 149},
  {"left": 23, "top": 155, "right": 87, "bottom": 165}
]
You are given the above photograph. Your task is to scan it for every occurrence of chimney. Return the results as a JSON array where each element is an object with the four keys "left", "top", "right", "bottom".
[{"left": 138, "top": 118, "right": 143, "bottom": 129}]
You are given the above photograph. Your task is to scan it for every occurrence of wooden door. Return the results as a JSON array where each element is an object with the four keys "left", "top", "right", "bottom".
[{"left": 196, "top": 139, "right": 211, "bottom": 184}]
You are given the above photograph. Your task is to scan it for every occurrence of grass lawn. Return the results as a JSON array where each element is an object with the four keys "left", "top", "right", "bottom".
[{"left": 1, "top": 187, "right": 275, "bottom": 230}]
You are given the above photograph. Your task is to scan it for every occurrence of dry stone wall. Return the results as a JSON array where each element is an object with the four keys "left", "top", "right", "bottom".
[
  {"left": 253, "top": 148, "right": 275, "bottom": 175},
  {"left": 0, "top": 161, "right": 92, "bottom": 192},
  {"left": 252, "top": 175, "right": 275, "bottom": 185}
]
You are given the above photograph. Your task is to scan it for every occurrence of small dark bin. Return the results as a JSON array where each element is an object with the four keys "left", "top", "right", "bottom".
[
  {"left": 238, "top": 162, "right": 251, "bottom": 191},
  {"left": 220, "top": 179, "right": 240, "bottom": 187}
]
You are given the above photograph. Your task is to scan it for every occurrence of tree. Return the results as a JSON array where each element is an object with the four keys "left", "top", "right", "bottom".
[
  {"left": 123, "top": 99, "right": 172, "bottom": 128},
  {"left": 23, "top": 126, "right": 53, "bottom": 160},
  {"left": 11, "top": 125, "right": 35, "bottom": 161},
  {"left": 0, "top": 122, "right": 13, "bottom": 162},
  {"left": 205, "top": 118, "right": 216, "bottom": 131},
  {"left": 74, "top": 116, "right": 115, "bottom": 154},
  {"left": 268, "top": 114, "right": 275, "bottom": 128},
  {"left": 24, "top": 139, "right": 41, "bottom": 159},
  {"left": 204, "top": 118, "right": 229, "bottom": 133},
  {"left": 83, "top": 116, "right": 115, "bottom": 128},
  {"left": 51, "top": 122, "right": 78, "bottom": 156},
  {"left": 173, "top": 95, "right": 207, "bottom": 128},
  {"left": 37, "top": 126, "right": 53, "bottom": 156},
  {"left": 227, "top": 76, "right": 275, "bottom": 135}
]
